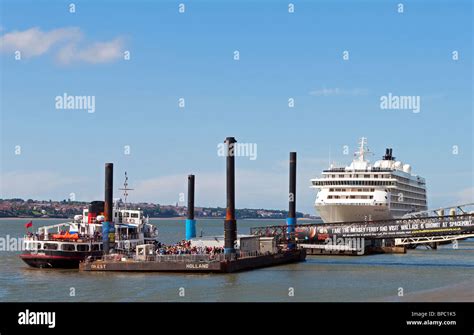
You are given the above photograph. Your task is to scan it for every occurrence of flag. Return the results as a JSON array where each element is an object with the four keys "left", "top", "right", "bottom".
[{"left": 25, "top": 221, "right": 33, "bottom": 229}]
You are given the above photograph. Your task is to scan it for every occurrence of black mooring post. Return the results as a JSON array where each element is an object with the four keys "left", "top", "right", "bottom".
[
  {"left": 185, "top": 174, "right": 196, "bottom": 240},
  {"left": 103, "top": 163, "right": 114, "bottom": 254},
  {"left": 224, "top": 137, "right": 237, "bottom": 255},
  {"left": 187, "top": 174, "right": 195, "bottom": 220},
  {"left": 287, "top": 152, "right": 297, "bottom": 250}
]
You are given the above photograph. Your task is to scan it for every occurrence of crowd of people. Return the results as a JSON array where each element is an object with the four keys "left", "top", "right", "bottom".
[{"left": 154, "top": 240, "right": 224, "bottom": 255}]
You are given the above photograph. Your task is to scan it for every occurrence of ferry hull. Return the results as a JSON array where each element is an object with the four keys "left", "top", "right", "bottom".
[
  {"left": 315, "top": 204, "right": 392, "bottom": 223},
  {"left": 20, "top": 251, "right": 102, "bottom": 269}
]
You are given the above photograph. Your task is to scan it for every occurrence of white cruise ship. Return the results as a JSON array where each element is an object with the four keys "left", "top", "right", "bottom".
[{"left": 310, "top": 138, "right": 427, "bottom": 223}]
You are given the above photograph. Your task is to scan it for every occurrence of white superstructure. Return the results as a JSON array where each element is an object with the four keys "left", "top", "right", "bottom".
[{"left": 310, "top": 138, "right": 427, "bottom": 223}]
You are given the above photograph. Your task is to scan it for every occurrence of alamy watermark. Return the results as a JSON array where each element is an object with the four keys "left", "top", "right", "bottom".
[
  {"left": 18, "top": 309, "right": 55, "bottom": 329},
  {"left": 217, "top": 142, "right": 257, "bottom": 160},
  {"left": 0, "top": 235, "right": 25, "bottom": 251},
  {"left": 55, "top": 93, "right": 96, "bottom": 113},
  {"left": 380, "top": 93, "right": 420, "bottom": 113},
  {"left": 324, "top": 236, "right": 365, "bottom": 255}
]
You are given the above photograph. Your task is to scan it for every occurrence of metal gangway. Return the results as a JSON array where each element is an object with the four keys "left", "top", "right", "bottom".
[{"left": 250, "top": 203, "right": 474, "bottom": 246}]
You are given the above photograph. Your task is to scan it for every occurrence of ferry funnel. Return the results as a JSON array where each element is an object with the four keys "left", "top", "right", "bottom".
[
  {"left": 186, "top": 174, "right": 196, "bottom": 240},
  {"left": 287, "top": 152, "right": 297, "bottom": 250},
  {"left": 103, "top": 163, "right": 114, "bottom": 254},
  {"left": 224, "top": 137, "right": 237, "bottom": 255}
]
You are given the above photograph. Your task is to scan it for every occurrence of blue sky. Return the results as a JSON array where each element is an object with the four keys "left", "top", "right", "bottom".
[{"left": 1, "top": 0, "right": 472, "bottom": 214}]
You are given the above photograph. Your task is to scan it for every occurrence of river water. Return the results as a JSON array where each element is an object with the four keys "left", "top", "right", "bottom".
[{"left": 1, "top": 218, "right": 473, "bottom": 302}]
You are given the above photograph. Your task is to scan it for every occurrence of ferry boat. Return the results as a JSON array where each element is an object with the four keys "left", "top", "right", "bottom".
[
  {"left": 310, "top": 138, "right": 427, "bottom": 223},
  {"left": 20, "top": 174, "right": 158, "bottom": 268}
]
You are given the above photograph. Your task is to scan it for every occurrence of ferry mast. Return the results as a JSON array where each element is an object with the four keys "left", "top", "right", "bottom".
[{"left": 118, "top": 172, "right": 134, "bottom": 209}]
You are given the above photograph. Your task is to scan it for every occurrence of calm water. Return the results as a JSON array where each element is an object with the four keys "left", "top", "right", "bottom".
[{"left": 1, "top": 218, "right": 473, "bottom": 302}]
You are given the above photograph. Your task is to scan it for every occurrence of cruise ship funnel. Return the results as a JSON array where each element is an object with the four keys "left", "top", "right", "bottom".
[{"left": 383, "top": 148, "right": 395, "bottom": 160}]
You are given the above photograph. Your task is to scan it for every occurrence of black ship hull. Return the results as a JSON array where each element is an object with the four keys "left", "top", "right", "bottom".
[{"left": 20, "top": 250, "right": 103, "bottom": 269}]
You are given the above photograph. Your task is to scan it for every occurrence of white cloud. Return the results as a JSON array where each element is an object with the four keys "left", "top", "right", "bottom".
[
  {"left": 0, "top": 171, "right": 86, "bottom": 199},
  {"left": 0, "top": 27, "right": 124, "bottom": 64},
  {"left": 57, "top": 38, "right": 124, "bottom": 64},
  {"left": 0, "top": 27, "right": 81, "bottom": 57},
  {"left": 309, "top": 88, "right": 369, "bottom": 97}
]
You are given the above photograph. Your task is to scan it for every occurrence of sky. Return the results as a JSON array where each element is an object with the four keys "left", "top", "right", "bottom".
[{"left": 0, "top": 0, "right": 472, "bottom": 215}]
